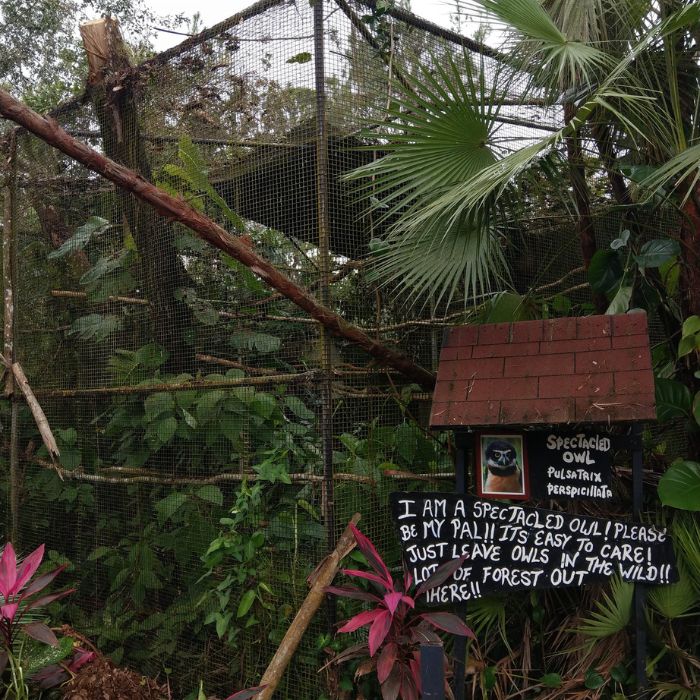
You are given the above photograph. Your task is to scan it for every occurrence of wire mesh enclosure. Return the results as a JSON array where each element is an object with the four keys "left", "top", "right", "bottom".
[{"left": 0, "top": 0, "right": 685, "bottom": 697}]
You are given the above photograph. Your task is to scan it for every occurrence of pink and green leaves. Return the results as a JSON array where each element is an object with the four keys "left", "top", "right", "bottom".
[
  {"left": 0, "top": 541, "right": 74, "bottom": 651},
  {"left": 326, "top": 524, "right": 475, "bottom": 700}
]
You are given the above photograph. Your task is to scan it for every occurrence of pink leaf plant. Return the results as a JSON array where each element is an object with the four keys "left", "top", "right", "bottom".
[
  {"left": 0, "top": 542, "right": 74, "bottom": 676},
  {"left": 325, "top": 524, "right": 474, "bottom": 700}
]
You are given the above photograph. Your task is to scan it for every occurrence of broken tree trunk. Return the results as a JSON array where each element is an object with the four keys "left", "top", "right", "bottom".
[
  {"left": 257, "top": 514, "right": 361, "bottom": 700},
  {"left": 0, "top": 90, "right": 436, "bottom": 390},
  {"left": 80, "top": 18, "right": 195, "bottom": 373}
]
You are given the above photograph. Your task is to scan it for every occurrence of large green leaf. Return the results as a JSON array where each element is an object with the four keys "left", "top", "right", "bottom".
[
  {"left": 588, "top": 250, "right": 623, "bottom": 294},
  {"left": 658, "top": 461, "right": 700, "bottom": 511},
  {"left": 68, "top": 314, "right": 122, "bottom": 342},
  {"left": 634, "top": 239, "right": 680, "bottom": 268},
  {"left": 48, "top": 216, "right": 110, "bottom": 259},
  {"left": 655, "top": 378, "right": 691, "bottom": 423}
]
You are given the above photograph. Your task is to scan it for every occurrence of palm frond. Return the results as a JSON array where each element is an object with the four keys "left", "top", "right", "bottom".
[
  {"left": 467, "top": 594, "right": 509, "bottom": 646},
  {"left": 671, "top": 513, "right": 700, "bottom": 593},
  {"left": 467, "top": 0, "right": 614, "bottom": 90},
  {"left": 347, "top": 49, "right": 512, "bottom": 305},
  {"left": 576, "top": 576, "right": 633, "bottom": 640},
  {"left": 639, "top": 143, "right": 700, "bottom": 205},
  {"left": 648, "top": 562, "right": 699, "bottom": 620}
]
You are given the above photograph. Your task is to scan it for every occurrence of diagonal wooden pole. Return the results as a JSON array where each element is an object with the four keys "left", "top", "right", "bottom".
[{"left": 0, "top": 89, "right": 436, "bottom": 390}]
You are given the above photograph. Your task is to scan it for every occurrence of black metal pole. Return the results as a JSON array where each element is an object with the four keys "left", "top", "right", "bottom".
[
  {"left": 631, "top": 423, "right": 647, "bottom": 691},
  {"left": 314, "top": 0, "right": 337, "bottom": 627},
  {"left": 452, "top": 431, "right": 469, "bottom": 700},
  {"left": 421, "top": 641, "right": 446, "bottom": 699}
]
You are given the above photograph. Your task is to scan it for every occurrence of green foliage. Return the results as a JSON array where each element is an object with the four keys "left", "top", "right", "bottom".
[
  {"left": 576, "top": 577, "right": 633, "bottom": 640},
  {"left": 658, "top": 461, "right": 700, "bottom": 511},
  {"left": 48, "top": 217, "right": 111, "bottom": 259}
]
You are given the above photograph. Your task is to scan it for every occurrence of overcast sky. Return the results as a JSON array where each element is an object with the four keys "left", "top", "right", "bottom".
[{"left": 147, "top": 0, "right": 463, "bottom": 51}]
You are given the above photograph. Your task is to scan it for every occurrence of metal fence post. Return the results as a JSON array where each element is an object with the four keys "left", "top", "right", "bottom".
[{"left": 420, "top": 641, "right": 445, "bottom": 699}]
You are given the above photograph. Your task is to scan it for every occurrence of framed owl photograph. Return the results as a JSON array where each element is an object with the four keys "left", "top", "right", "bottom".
[{"left": 476, "top": 433, "right": 529, "bottom": 500}]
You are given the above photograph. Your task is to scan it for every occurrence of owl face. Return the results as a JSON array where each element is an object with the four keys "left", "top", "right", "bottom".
[{"left": 485, "top": 440, "right": 518, "bottom": 469}]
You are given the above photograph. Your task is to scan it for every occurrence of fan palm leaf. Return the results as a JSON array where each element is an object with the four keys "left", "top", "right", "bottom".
[
  {"left": 348, "top": 49, "right": 511, "bottom": 305},
  {"left": 576, "top": 576, "right": 633, "bottom": 640},
  {"left": 648, "top": 562, "right": 699, "bottom": 620}
]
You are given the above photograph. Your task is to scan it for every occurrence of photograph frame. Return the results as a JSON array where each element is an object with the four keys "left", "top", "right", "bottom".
[{"left": 476, "top": 432, "right": 529, "bottom": 500}]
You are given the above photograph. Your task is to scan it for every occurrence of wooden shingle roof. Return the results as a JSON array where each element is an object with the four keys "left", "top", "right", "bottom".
[{"left": 429, "top": 313, "right": 656, "bottom": 428}]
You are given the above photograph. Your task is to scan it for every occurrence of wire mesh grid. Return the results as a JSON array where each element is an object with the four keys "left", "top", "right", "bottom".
[{"left": 0, "top": 0, "right": 687, "bottom": 697}]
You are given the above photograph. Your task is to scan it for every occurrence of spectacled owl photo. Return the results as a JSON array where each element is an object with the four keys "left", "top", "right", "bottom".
[{"left": 483, "top": 439, "right": 523, "bottom": 494}]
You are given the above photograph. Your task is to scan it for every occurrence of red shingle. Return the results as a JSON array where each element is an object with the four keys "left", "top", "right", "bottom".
[
  {"left": 430, "top": 312, "right": 655, "bottom": 428},
  {"left": 505, "top": 354, "right": 574, "bottom": 377},
  {"left": 472, "top": 342, "right": 539, "bottom": 358}
]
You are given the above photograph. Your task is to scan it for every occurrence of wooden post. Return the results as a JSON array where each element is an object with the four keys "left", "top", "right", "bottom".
[
  {"left": 2, "top": 132, "right": 19, "bottom": 545},
  {"left": 313, "top": 0, "right": 338, "bottom": 636},
  {"left": 0, "top": 89, "right": 436, "bottom": 390},
  {"left": 257, "top": 514, "right": 361, "bottom": 699}
]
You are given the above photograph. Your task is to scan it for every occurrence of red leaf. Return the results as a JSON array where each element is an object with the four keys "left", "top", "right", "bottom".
[
  {"left": 338, "top": 608, "right": 383, "bottom": 633},
  {"left": 415, "top": 555, "right": 468, "bottom": 598},
  {"left": 377, "top": 641, "right": 398, "bottom": 683},
  {"left": 13, "top": 544, "right": 45, "bottom": 595},
  {"left": 402, "top": 595, "right": 415, "bottom": 609},
  {"left": 383, "top": 591, "right": 403, "bottom": 615},
  {"left": 342, "top": 569, "right": 391, "bottom": 591},
  {"left": 0, "top": 543, "right": 17, "bottom": 599},
  {"left": 368, "top": 609, "right": 393, "bottom": 657},
  {"left": 350, "top": 525, "right": 393, "bottom": 587},
  {"left": 420, "top": 612, "right": 475, "bottom": 638},
  {"left": 223, "top": 686, "right": 266, "bottom": 700},
  {"left": 409, "top": 652, "right": 422, "bottom": 695},
  {"left": 23, "top": 621, "right": 58, "bottom": 646},
  {"left": 1, "top": 603, "right": 18, "bottom": 623},
  {"left": 24, "top": 588, "right": 75, "bottom": 611},
  {"left": 324, "top": 585, "right": 380, "bottom": 603},
  {"left": 20, "top": 565, "right": 67, "bottom": 600},
  {"left": 67, "top": 649, "right": 96, "bottom": 672},
  {"left": 381, "top": 664, "right": 401, "bottom": 700},
  {"left": 400, "top": 668, "right": 419, "bottom": 700}
]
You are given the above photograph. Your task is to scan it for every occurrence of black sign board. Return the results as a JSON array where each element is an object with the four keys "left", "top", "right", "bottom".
[
  {"left": 527, "top": 431, "right": 613, "bottom": 500},
  {"left": 390, "top": 493, "right": 677, "bottom": 604}
]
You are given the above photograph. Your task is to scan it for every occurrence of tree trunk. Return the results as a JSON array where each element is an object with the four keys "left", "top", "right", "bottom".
[
  {"left": 80, "top": 19, "right": 194, "bottom": 373},
  {"left": 0, "top": 88, "right": 436, "bottom": 390},
  {"left": 564, "top": 102, "right": 607, "bottom": 313}
]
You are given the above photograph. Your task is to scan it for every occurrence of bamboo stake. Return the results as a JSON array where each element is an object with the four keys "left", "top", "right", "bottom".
[
  {"left": 30, "top": 457, "right": 452, "bottom": 486},
  {"left": 257, "top": 514, "right": 361, "bottom": 699},
  {"left": 31, "top": 458, "right": 377, "bottom": 486},
  {"left": 0, "top": 89, "right": 436, "bottom": 390},
  {"left": 33, "top": 370, "right": 319, "bottom": 399}
]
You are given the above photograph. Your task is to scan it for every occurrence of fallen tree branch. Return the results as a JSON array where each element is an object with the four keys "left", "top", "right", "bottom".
[
  {"left": 0, "top": 89, "right": 435, "bottom": 391},
  {"left": 32, "top": 370, "right": 319, "bottom": 399},
  {"left": 0, "top": 357, "right": 59, "bottom": 460},
  {"left": 257, "top": 515, "right": 361, "bottom": 699}
]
